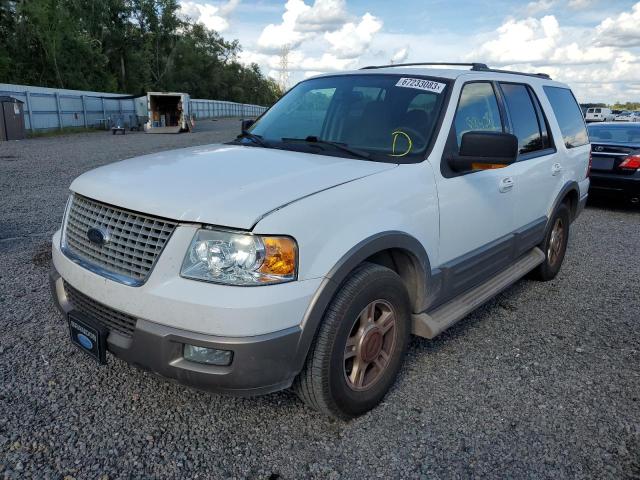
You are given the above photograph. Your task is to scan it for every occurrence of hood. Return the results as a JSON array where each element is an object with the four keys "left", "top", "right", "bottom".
[{"left": 70, "top": 144, "right": 396, "bottom": 229}]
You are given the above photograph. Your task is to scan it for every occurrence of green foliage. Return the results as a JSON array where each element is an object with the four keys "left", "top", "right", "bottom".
[
  {"left": 610, "top": 102, "right": 640, "bottom": 111},
  {"left": 0, "top": 0, "right": 281, "bottom": 105}
]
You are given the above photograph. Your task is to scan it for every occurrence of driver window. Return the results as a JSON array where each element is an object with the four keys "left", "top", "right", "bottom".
[{"left": 454, "top": 82, "right": 503, "bottom": 147}]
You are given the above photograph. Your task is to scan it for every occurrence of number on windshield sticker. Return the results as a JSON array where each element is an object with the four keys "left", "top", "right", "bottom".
[{"left": 395, "top": 78, "right": 446, "bottom": 94}]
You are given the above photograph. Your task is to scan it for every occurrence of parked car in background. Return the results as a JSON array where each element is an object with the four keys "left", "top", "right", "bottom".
[
  {"left": 614, "top": 111, "right": 631, "bottom": 121},
  {"left": 588, "top": 122, "right": 640, "bottom": 204},
  {"left": 585, "top": 107, "right": 615, "bottom": 122}
]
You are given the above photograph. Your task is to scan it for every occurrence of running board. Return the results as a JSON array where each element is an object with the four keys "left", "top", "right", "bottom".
[{"left": 412, "top": 247, "right": 545, "bottom": 339}]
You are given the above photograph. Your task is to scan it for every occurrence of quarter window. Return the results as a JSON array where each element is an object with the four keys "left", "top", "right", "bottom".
[
  {"left": 454, "top": 82, "right": 503, "bottom": 146},
  {"left": 543, "top": 86, "right": 589, "bottom": 148}
]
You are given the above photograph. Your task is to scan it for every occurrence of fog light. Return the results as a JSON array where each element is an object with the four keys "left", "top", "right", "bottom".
[{"left": 183, "top": 344, "right": 233, "bottom": 366}]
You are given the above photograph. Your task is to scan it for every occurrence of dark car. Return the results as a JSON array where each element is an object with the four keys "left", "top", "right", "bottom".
[{"left": 587, "top": 122, "right": 640, "bottom": 204}]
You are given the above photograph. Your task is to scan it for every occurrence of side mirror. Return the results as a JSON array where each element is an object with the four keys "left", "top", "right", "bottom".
[
  {"left": 241, "top": 119, "right": 255, "bottom": 132},
  {"left": 449, "top": 131, "right": 518, "bottom": 172}
]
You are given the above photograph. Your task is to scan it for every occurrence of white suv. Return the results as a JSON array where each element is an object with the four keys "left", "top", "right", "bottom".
[{"left": 50, "top": 63, "right": 590, "bottom": 418}]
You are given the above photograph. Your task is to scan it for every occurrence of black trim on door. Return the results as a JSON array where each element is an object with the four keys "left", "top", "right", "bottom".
[{"left": 427, "top": 216, "right": 547, "bottom": 310}]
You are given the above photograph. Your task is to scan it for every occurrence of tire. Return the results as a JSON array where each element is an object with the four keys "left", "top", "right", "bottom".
[
  {"left": 293, "top": 262, "right": 411, "bottom": 419},
  {"left": 529, "top": 202, "right": 571, "bottom": 281}
]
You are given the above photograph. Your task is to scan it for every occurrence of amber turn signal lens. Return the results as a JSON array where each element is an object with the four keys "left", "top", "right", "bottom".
[
  {"left": 259, "top": 237, "right": 297, "bottom": 277},
  {"left": 471, "top": 163, "right": 507, "bottom": 170}
]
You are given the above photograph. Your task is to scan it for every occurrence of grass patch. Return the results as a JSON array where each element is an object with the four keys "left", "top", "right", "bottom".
[{"left": 27, "top": 126, "right": 105, "bottom": 138}]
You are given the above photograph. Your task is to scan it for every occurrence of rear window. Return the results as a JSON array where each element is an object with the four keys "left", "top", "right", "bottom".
[
  {"left": 543, "top": 86, "right": 589, "bottom": 148},
  {"left": 588, "top": 125, "right": 640, "bottom": 143}
]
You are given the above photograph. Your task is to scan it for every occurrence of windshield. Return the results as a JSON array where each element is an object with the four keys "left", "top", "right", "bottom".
[{"left": 246, "top": 74, "right": 449, "bottom": 162}]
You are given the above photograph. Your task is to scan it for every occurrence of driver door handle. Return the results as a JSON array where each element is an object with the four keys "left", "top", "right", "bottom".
[
  {"left": 552, "top": 162, "right": 563, "bottom": 176},
  {"left": 499, "top": 176, "right": 514, "bottom": 193}
]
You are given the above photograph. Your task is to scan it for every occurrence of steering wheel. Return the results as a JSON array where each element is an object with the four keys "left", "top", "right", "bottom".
[{"left": 389, "top": 126, "right": 427, "bottom": 156}]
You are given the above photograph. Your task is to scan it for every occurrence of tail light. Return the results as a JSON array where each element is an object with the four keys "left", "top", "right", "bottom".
[
  {"left": 586, "top": 151, "right": 592, "bottom": 178},
  {"left": 619, "top": 154, "right": 640, "bottom": 171}
]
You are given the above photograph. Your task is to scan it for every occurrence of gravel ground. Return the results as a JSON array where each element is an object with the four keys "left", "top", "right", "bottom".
[{"left": 1, "top": 122, "right": 639, "bottom": 479}]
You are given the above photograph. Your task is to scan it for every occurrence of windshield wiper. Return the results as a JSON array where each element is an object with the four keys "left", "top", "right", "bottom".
[
  {"left": 234, "top": 131, "right": 269, "bottom": 147},
  {"left": 281, "top": 136, "right": 371, "bottom": 160}
]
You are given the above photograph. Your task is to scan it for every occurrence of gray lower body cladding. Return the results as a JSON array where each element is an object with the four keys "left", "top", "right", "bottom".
[{"left": 50, "top": 268, "right": 302, "bottom": 396}]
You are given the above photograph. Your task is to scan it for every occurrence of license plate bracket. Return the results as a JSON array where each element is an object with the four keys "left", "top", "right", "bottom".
[{"left": 68, "top": 313, "right": 108, "bottom": 364}]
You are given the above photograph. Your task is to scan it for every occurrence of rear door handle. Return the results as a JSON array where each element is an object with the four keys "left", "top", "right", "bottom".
[
  {"left": 552, "top": 163, "right": 562, "bottom": 176},
  {"left": 499, "top": 176, "right": 514, "bottom": 193}
]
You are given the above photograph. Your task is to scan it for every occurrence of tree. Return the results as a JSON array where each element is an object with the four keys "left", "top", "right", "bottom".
[{"left": 0, "top": 0, "right": 280, "bottom": 105}]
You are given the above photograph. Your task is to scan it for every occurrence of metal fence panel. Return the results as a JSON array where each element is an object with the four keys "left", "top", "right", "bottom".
[{"left": 0, "top": 83, "right": 268, "bottom": 132}]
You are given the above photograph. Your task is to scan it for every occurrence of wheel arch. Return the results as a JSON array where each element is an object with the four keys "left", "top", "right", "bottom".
[
  {"left": 291, "top": 231, "right": 432, "bottom": 374},
  {"left": 550, "top": 180, "right": 580, "bottom": 222}
]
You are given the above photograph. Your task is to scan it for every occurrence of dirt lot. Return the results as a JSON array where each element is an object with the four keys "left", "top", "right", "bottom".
[{"left": 0, "top": 120, "right": 639, "bottom": 479}]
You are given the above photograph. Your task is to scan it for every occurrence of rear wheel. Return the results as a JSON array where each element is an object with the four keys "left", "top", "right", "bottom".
[
  {"left": 529, "top": 203, "right": 571, "bottom": 281},
  {"left": 293, "top": 263, "right": 410, "bottom": 419}
]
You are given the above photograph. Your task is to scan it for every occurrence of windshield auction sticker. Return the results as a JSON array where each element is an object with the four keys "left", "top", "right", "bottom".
[{"left": 395, "top": 78, "right": 446, "bottom": 93}]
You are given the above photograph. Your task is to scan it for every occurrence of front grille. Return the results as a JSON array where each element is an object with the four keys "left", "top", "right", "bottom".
[
  {"left": 63, "top": 194, "right": 177, "bottom": 285},
  {"left": 64, "top": 281, "right": 137, "bottom": 337}
]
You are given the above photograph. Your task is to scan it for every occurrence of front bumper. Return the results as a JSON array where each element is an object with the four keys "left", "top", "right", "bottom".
[
  {"left": 589, "top": 171, "right": 640, "bottom": 201},
  {"left": 50, "top": 267, "right": 306, "bottom": 395}
]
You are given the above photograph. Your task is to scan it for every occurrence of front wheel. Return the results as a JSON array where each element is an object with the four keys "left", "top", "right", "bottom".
[
  {"left": 529, "top": 203, "right": 571, "bottom": 281},
  {"left": 293, "top": 263, "right": 411, "bottom": 419}
]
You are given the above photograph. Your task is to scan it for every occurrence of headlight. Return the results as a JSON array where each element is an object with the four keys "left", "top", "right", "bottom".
[{"left": 181, "top": 229, "right": 297, "bottom": 286}]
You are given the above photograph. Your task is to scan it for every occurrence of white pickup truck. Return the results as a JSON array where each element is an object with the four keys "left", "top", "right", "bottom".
[{"left": 50, "top": 63, "right": 590, "bottom": 418}]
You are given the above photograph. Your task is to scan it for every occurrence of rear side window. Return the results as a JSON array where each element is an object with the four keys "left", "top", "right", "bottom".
[
  {"left": 543, "top": 86, "right": 589, "bottom": 148},
  {"left": 454, "top": 82, "right": 503, "bottom": 146},
  {"left": 500, "top": 83, "right": 544, "bottom": 155}
]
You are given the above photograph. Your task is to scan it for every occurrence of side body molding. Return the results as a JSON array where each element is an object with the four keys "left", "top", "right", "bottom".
[{"left": 290, "top": 231, "right": 434, "bottom": 375}]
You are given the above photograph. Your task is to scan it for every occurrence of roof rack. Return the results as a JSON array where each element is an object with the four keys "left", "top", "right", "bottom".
[
  {"left": 359, "top": 62, "right": 552, "bottom": 80},
  {"left": 475, "top": 67, "right": 552, "bottom": 80},
  {"left": 361, "top": 62, "right": 489, "bottom": 70}
]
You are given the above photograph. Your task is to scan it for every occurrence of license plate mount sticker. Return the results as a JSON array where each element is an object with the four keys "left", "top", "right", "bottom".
[{"left": 395, "top": 78, "right": 446, "bottom": 93}]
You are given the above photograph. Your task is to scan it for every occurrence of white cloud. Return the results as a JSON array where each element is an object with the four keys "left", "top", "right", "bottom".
[
  {"left": 469, "top": 15, "right": 617, "bottom": 66},
  {"left": 257, "top": 0, "right": 314, "bottom": 52},
  {"left": 240, "top": 1, "right": 640, "bottom": 102},
  {"left": 567, "top": 0, "right": 595, "bottom": 9},
  {"left": 239, "top": 49, "right": 356, "bottom": 73},
  {"left": 525, "top": 0, "right": 556, "bottom": 15},
  {"left": 256, "top": 0, "right": 352, "bottom": 53},
  {"left": 466, "top": 7, "right": 640, "bottom": 102},
  {"left": 324, "top": 13, "right": 383, "bottom": 58},
  {"left": 248, "top": 0, "right": 382, "bottom": 84},
  {"left": 595, "top": 1, "right": 640, "bottom": 47},
  {"left": 296, "top": 0, "right": 351, "bottom": 32},
  {"left": 179, "top": 0, "right": 239, "bottom": 32},
  {"left": 391, "top": 47, "right": 409, "bottom": 63}
]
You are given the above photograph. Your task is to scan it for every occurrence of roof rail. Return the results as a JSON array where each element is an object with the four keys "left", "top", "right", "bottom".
[
  {"left": 360, "top": 62, "right": 489, "bottom": 70},
  {"left": 473, "top": 65, "right": 552, "bottom": 80},
  {"left": 359, "top": 62, "right": 553, "bottom": 80}
]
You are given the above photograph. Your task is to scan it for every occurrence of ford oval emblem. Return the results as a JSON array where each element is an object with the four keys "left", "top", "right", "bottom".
[
  {"left": 77, "top": 333, "right": 94, "bottom": 350},
  {"left": 87, "top": 227, "right": 110, "bottom": 246},
  {"left": 595, "top": 146, "right": 604, "bottom": 152}
]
